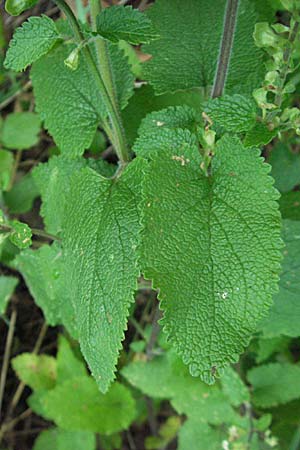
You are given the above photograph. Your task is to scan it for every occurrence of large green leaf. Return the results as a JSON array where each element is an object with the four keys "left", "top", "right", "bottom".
[
  {"left": 142, "top": 0, "right": 271, "bottom": 95},
  {"left": 31, "top": 38, "right": 134, "bottom": 156},
  {"left": 62, "top": 158, "right": 144, "bottom": 392},
  {"left": 33, "top": 428, "right": 96, "bottom": 450},
  {"left": 33, "top": 156, "right": 87, "bottom": 235},
  {"left": 4, "top": 15, "right": 60, "bottom": 72},
  {"left": 139, "top": 134, "right": 282, "bottom": 383},
  {"left": 4, "top": 172, "right": 39, "bottom": 214},
  {"left": 178, "top": 420, "right": 225, "bottom": 450},
  {"left": 0, "top": 275, "right": 18, "bottom": 315},
  {"left": 204, "top": 94, "right": 257, "bottom": 133},
  {"left": 40, "top": 378, "right": 136, "bottom": 434},
  {"left": 122, "top": 84, "right": 204, "bottom": 146},
  {"left": 259, "top": 220, "right": 300, "bottom": 337},
  {"left": 122, "top": 348, "right": 237, "bottom": 424},
  {"left": 33, "top": 156, "right": 115, "bottom": 235},
  {"left": 15, "top": 244, "right": 62, "bottom": 326},
  {"left": 56, "top": 335, "right": 87, "bottom": 383},
  {"left": 1, "top": 112, "right": 41, "bottom": 150},
  {"left": 247, "top": 363, "right": 300, "bottom": 408},
  {"left": 96, "top": 5, "right": 158, "bottom": 44},
  {"left": 12, "top": 353, "right": 57, "bottom": 390}
]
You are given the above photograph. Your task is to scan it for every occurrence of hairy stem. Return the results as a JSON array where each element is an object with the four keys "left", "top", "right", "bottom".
[
  {"left": 89, "top": 0, "right": 129, "bottom": 160},
  {"left": 54, "top": 0, "right": 129, "bottom": 163},
  {"left": 211, "top": 0, "right": 239, "bottom": 98},
  {"left": 275, "top": 20, "right": 299, "bottom": 107}
]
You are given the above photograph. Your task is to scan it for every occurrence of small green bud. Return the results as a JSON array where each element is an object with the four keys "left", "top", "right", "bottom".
[
  {"left": 265, "top": 71, "right": 280, "bottom": 85},
  {"left": 64, "top": 48, "right": 79, "bottom": 71},
  {"left": 9, "top": 220, "right": 32, "bottom": 249},
  {"left": 283, "top": 81, "right": 296, "bottom": 94},
  {"left": 253, "top": 88, "right": 267, "bottom": 105},
  {"left": 5, "top": 0, "right": 38, "bottom": 16},
  {"left": 198, "top": 128, "right": 215, "bottom": 149}
]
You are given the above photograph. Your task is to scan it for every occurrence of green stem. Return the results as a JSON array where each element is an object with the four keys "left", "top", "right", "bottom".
[
  {"left": 274, "top": 20, "right": 299, "bottom": 108},
  {"left": 54, "top": 0, "right": 129, "bottom": 163},
  {"left": 211, "top": 0, "right": 239, "bottom": 98},
  {"left": 0, "top": 224, "right": 60, "bottom": 242},
  {"left": 89, "top": 0, "right": 129, "bottom": 161},
  {"left": 0, "top": 309, "right": 17, "bottom": 421}
]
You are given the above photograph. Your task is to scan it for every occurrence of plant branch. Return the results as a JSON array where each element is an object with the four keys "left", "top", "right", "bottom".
[
  {"left": 0, "top": 309, "right": 17, "bottom": 421},
  {"left": 211, "top": 0, "right": 239, "bottom": 98},
  {"left": 54, "top": 0, "right": 129, "bottom": 163},
  {"left": 275, "top": 20, "right": 299, "bottom": 107},
  {"left": 89, "top": 0, "right": 129, "bottom": 161},
  {"left": 4, "top": 323, "right": 48, "bottom": 423},
  {"left": 146, "top": 303, "right": 162, "bottom": 359}
]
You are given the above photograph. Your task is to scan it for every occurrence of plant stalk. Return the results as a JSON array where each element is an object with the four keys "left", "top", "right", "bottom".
[
  {"left": 54, "top": 0, "right": 129, "bottom": 163},
  {"left": 211, "top": 0, "right": 240, "bottom": 98},
  {"left": 274, "top": 20, "right": 299, "bottom": 107},
  {"left": 89, "top": 0, "right": 129, "bottom": 161},
  {"left": 0, "top": 309, "right": 17, "bottom": 421}
]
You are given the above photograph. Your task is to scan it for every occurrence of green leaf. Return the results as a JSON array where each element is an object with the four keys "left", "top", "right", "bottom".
[
  {"left": 0, "top": 149, "right": 14, "bottom": 191},
  {"left": 9, "top": 220, "right": 32, "bottom": 249},
  {"left": 137, "top": 105, "right": 200, "bottom": 136},
  {"left": 4, "top": 16, "right": 60, "bottom": 72},
  {"left": 56, "top": 335, "right": 87, "bottom": 383},
  {"left": 62, "top": 158, "right": 144, "bottom": 392},
  {"left": 1, "top": 112, "right": 41, "bottom": 150},
  {"left": 220, "top": 366, "right": 250, "bottom": 407},
  {"left": 96, "top": 5, "right": 158, "bottom": 44},
  {"left": 269, "top": 143, "right": 300, "bottom": 193},
  {"left": 4, "top": 172, "right": 39, "bottom": 214},
  {"left": 33, "top": 156, "right": 114, "bottom": 235},
  {"left": 122, "top": 84, "right": 204, "bottom": 146},
  {"left": 40, "top": 378, "right": 136, "bottom": 434},
  {"left": 279, "top": 191, "right": 300, "bottom": 220},
  {"left": 142, "top": 0, "right": 271, "bottom": 95},
  {"left": 5, "top": 0, "right": 38, "bottom": 16},
  {"left": 118, "top": 40, "right": 142, "bottom": 78},
  {"left": 255, "top": 336, "right": 290, "bottom": 363},
  {"left": 15, "top": 244, "right": 62, "bottom": 326},
  {"left": 247, "top": 363, "right": 300, "bottom": 407},
  {"left": 204, "top": 94, "right": 257, "bottom": 133},
  {"left": 12, "top": 353, "right": 57, "bottom": 390},
  {"left": 178, "top": 420, "right": 224, "bottom": 450},
  {"left": 33, "top": 428, "right": 96, "bottom": 450},
  {"left": 122, "top": 349, "right": 237, "bottom": 424},
  {"left": 0, "top": 275, "right": 18, "bottom": 315},
  {"left": 133, "top": 105, "right": 201, "bottom": 160},
  {"left": 244, "top": 122, "right": 277, "bottom": 147},
  {"left": 33, "top": 156, "right": 88, "bottom": 235},
  {"left": 259, "top": 220, "right": 300, "bottom": 337},
  {"left": 31, "top": 38, "right": 134, "bottom": 156},
  {"left": 139, "top": 134, "right": 282, "bottom": 384}
]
